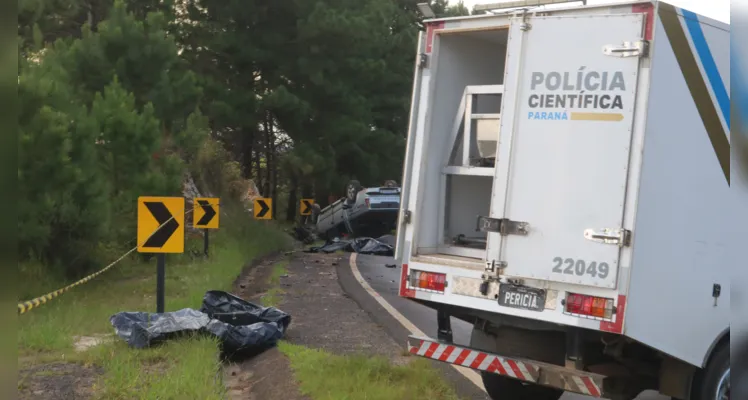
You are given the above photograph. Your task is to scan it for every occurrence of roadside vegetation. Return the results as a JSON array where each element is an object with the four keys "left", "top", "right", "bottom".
[
  {"left": 17, "top": 0, "right": 473, "bottom": 296},
  {"left": 18, "top": 205, "right": 290, "bottom": 399},
  {"left": 18, "top": 0, "right": 473, "bottom": 398},
  {"left": 280, "top": 342, "right": 461, "bottom": 400}
]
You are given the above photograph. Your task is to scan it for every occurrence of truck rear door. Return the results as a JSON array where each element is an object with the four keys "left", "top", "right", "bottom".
[
  {"left": 487, "top": 13, "right": 644, "bottom": 290},
  {"left": 395, "top": 31, "right": 427, "bottom": 261}
]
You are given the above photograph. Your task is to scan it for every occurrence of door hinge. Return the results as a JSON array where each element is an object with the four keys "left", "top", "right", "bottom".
[
  {"left": 514, "top": 9, "right": 531, "bottom": 31},
  {"left": 402, "top": 210, "right": 412, "bottom": 224},
  {"left": 419, "top": 53, "right": 429, "bottom": 68},
  {"left": 603, "top": 40, "right": 649, "bottom": 58},
  {"left": 477, "top": 216, "right": 529, "bottom": 236},
  {"left": 583, "top": 228, "right": 631, "bottom": 247}
]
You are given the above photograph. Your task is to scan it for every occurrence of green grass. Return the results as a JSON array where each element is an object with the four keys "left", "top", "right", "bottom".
[
  {"left": 18, "top": 206, "right": 291, "bottom": 399},
  {"left": 279, "top": 342, "right": 461, "bottom": 400},
  {"left": 85, "top": 336, "right": 225, "bottom": 400},
  {"left": 262, "top": 260, "right": 289, "bottom": 307}
]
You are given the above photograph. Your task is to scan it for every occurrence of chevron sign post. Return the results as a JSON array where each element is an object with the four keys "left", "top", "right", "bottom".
[
  {"left": 193, "top": 198, "right": 220, "bottom": 257},
  {"left": 137, "top": 196, "right": 185, "bottom": 313}
]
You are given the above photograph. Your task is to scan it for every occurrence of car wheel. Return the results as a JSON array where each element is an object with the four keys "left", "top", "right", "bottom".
[
  {"left": 345, "top": 180, "right": 362, "bottom": 204},
  {"left": 690, "top": 343, "right": 730, "bottom": 400}
]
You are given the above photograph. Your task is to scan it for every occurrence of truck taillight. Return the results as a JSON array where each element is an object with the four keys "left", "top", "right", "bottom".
[
  {"left": 365, "top": 198, "right": 370, "bottom": 208},
  {"left": 409, "top": 270, "right": 447, "bottom": 292},
  {"left": 565, "top": 293, "right": 614, "bottom": 319}
]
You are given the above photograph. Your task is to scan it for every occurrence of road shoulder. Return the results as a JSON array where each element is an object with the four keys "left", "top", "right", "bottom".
[
  {"left": 228, "top": 251, "right": 461, "bottom": 400},
  {"left": 336, "top": 254, "right": 490, "bottom": 400},
  {"left": 224, "top": 252, "right": 308, "bottom": 400}
]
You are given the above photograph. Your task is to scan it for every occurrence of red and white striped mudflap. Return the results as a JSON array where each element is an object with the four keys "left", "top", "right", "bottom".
[
  {"left": 407, "top": 336, "right": 539, "bottom": 382},
  {"left": 407, "top": 336, "right": 604, "bottom": 398}
]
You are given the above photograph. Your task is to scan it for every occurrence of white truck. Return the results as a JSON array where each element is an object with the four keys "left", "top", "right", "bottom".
[{"left": 395, "top": 1, "right": 737, "bottom": 399}]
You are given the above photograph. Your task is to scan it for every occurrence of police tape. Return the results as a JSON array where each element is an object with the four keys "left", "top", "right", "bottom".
[
  {"left": 17, "top": 247, "right": 138, "bottom": 315},
  {"left": 18, "top": 207, "right": 194, "bottom": 315}
]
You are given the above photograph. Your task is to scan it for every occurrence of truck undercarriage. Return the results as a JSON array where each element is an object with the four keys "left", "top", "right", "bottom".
[{"left": 415, "top": 299, "right": 692, "bottom": 400}]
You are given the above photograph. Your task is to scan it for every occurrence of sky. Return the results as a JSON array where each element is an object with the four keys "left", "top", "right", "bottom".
[{"left": 459, "top": 0, "right": 730, "bottom": 23}]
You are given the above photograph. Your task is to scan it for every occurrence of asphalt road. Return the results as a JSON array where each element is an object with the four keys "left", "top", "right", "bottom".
[{"left": 351, "top": 253, "right": 669, "bottom": 400}]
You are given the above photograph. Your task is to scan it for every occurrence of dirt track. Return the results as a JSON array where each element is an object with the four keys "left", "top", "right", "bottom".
[
  {"left": 18, "top": 362, "right": 102, "bottom": 400},
  {"left": 224, "top": 251, "right": 410, "bottom": 400}
]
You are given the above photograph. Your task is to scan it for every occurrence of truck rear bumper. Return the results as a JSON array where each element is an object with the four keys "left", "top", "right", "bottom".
[{"left": 407, "top": 335, "right": 605, "bottom": 398}]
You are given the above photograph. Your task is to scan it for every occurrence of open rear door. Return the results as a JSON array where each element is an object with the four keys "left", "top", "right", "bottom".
[
  {"left": 395, "top": 31, "right": 427, "bottom": 262},
  {"left": 487, "top": 12, "right": 645, "bottom": 289}
]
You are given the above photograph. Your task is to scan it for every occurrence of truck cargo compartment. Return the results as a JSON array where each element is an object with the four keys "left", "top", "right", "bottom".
[{"left": 419, "top": 28, "right": 509, "bottom": 259}]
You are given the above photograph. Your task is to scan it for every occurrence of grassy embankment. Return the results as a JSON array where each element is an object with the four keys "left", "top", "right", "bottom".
[
  {"left": 17, "top": 205, "right": 291, "bottom": 399},
  {"left": 19, "top": 209, "right": 460, "bottom": 400}
]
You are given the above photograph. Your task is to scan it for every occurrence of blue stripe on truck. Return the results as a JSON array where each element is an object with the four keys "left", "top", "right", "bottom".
[{"left": 680, "top": 8, "right": 730, "bottom": 130}]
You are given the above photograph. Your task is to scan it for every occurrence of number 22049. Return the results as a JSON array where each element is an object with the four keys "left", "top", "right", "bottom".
[{"left": 552, "top": 257, "right": 610, "bottom": 279}]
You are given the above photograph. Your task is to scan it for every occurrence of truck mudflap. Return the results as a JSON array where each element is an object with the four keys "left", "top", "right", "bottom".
[{"left": 407, "top": 335, "right": 605, "bottom": 398}]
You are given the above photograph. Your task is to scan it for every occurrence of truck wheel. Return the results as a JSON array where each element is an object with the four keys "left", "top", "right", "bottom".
[
  {"left": 345, "top": 180, "right": 362, "bottom": 204},
  {"left": 482, "top": 374, "right": 563, "bottom": 400},
  {"left": 690, "top": 343, "right": 729, "bottom": 400}
]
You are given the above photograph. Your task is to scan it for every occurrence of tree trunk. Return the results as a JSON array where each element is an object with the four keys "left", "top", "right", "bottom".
[
  {"left": 242, "top": 128, "right": 254, "bottom": 179},
  {"left": 261, "top": 116, "right": 271, "bottom": 196},
  {"left": 253, "top": 147, "right": 261, "bottom": 194},
  {"left": 314, "top": 180, "right": 329, "bottom": 208},
  {"left": 268, "top": 115, "right": 277, "bottom": 219},
  {"left": 301, "top": 183, "right": 313, "bottom": 199},
  {"left": 286, "top": 174, "right": 298, "bottom": 222}
]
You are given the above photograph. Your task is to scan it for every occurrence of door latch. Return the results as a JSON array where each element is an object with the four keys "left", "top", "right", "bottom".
[
  {"left": 603, "top": 40, "right": 649, "bottom": 58},
  {"left": 583, "top": 228, "right": 631, "bottom": 247},
  {"left": 485, "top": 260, "right": 507, "bottom": 273},
  {"left": 712, "top": 284, "right": 721, "bottom": 307}
]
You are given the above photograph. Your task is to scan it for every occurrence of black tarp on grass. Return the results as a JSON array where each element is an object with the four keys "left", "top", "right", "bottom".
[{"left": 110, "top": 290, "right": 291, "bottom": 355}]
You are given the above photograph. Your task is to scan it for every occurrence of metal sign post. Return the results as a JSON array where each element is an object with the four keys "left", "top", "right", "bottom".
[
  {"left": 203, "top": 228, "right": 209, "bottom": 257},
  {"left": 156, "top": 254, "right": 166, "bottom": 313}
]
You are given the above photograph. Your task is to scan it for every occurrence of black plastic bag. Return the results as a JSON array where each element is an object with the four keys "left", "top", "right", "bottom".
[
  {"left": 110, "top": 291, "right": 291, "bottom": 354},
  {"left": 200, "top": 290, "right": 291, "bottom": 333},
  {"left": 204, "top": 319, "right": 283, "bottom": 354},
  {"left": 110, "top": 308, "right": 211, "bottom": 349}
]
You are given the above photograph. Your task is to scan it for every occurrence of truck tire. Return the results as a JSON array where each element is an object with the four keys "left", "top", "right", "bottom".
[
  {"left": 482, "top": 374, "right": 563, "bottom": 400},
  {"left": 471, "top": 327, "right": 563, "bottom": 400},
  {"left": 345, "top": 180, "right": 362, "bottom": 204},
  {"left": 690, "top": 343, "right": 729, "bottom": 400}
]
